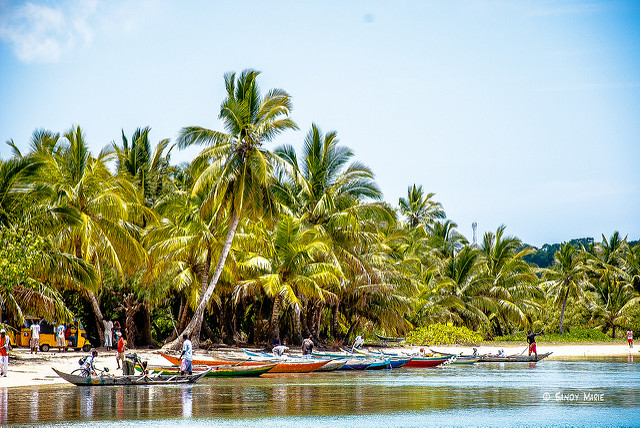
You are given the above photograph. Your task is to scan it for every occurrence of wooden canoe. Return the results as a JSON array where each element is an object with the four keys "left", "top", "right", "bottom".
[
  {"left": 161, "top": 352, "right": 264, "bottom": 367},
  {"left": 160, "top": 353, "right": 327, "bottom": 373},
  {"left": 404, "top": 356, "right": 452, "bottom": 368},
  {"left": 52, "top": 368, "right": 208, "bottom": 386},
  {"left": 479, "top": 352, "right": 552, "bottom": 363},
  {"left": 139, "top": 363, "right": 276, "bottom": 377}
]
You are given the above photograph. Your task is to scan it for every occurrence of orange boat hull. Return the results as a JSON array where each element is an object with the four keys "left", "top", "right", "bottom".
[{"left": 160, "top": 353, "right": 327, "bottom": 373}]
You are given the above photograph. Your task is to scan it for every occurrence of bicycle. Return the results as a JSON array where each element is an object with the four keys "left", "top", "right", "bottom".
[{"left": 71, "top": 366, "right": 110, "bottom": 377}]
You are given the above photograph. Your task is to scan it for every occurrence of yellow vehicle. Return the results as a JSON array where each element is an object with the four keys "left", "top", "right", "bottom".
[{"left": 16, "top": 317, "right": 92, "bottom": 352}]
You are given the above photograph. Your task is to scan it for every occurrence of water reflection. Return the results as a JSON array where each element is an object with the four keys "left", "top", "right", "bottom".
[
  {"left": 1, "top": 361, "right": 639, "bottom": 425},
  {"left": 0, "top": 387, "right": 7, "bottom": 425},
  {"left": 182, "top": 386, "right": 192, "bottom": 417}
]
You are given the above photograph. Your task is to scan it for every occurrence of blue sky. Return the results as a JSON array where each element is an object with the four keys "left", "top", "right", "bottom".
[{"left": 0, "top": 0, "right": 638, "bottom": 246}]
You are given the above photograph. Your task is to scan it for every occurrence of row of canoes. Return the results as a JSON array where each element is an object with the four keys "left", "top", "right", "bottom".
[{"left": 53, "top": 349, "right": 552, "bottom": 386}]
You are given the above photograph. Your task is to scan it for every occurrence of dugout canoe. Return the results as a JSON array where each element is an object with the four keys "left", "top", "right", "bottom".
[
  {"left": 161, "top": 352, "right": 263, "bottom": 367},
  {"left": 478, "top": 352, "right": 552, "bottom": 363},
  {"left": 138, "top": 363, "right": 276, "bottom": 377},
  {"left": 403, "top": 356, "right": 453, "bottom": 368},
  {"left": 160, "top": 353, "right": 327, "bottom": 373},
  {"left": 52, "top": 367, "right": 208, "bottom": 386}
]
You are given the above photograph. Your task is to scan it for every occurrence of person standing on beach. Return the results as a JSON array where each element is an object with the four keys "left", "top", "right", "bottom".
[
  {"left": 180, "top": 334, "right": 193, "bottom": 375},
  {"left": 103, "top": 319, "right": 113, "bottom": 351},
  {"left": 627, "top": 329, "right": 634, "bottom": 348},
  {"left": 29, "top": 321, "right": 40, "bottom": 354},
  {"left": 115, "top": 331, "right": 125, "bottom": 370},
  {"left": 55, "top": 324, "right": 66, "bottom": 352},
  {"left": 302, "top": 336, "right": 314, "bottom": 357},
  {"left": 0, "top": 329, "right": 10, "bottom": 376},
  {"left": 527, "top": 330, "right": 543, "bottom": 358}
]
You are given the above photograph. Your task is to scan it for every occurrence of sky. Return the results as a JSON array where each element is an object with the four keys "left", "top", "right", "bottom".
[{"left": 0, "top": 0, "right": 639, "bottom": 247}]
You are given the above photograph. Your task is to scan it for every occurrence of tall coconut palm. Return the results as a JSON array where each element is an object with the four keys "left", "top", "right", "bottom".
[
  {"left": 169, "top": 69, "right": 298, "bottom": 348},
  {"left": 275, "top": 124, "right": 397, "bottom": 341},
  {"left": 543, "top": 242, "right": 588, "bottom": 334}
]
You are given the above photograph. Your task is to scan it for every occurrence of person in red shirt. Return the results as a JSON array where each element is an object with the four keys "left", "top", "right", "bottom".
[
  {"left": 116, "top": 331, "right": 126, "bottom": 369},
  {"left": 0, "top": 329, "right": 10, "bottom": 376}
]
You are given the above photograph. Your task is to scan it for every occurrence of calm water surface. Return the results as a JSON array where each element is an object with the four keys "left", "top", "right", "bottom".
[{"left": 2, "top": 359, "right": 639, "bottom": 427}]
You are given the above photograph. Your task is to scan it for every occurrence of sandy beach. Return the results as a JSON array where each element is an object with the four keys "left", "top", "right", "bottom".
[{"left": 0, "top": 343, "right": 636, "bottom": 389}]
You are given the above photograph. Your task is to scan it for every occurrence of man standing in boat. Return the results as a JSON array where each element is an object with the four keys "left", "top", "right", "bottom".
[
  {"left": 180, "top": 334, "right": 193, "bottom": 375},
  {"left": 527, "top": 330, "right": 543, "bottom": 358}
]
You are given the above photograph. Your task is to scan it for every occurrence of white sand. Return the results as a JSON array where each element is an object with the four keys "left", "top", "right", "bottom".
[{"left": 0, "top": 343, "right": 637, "bottom": 389}]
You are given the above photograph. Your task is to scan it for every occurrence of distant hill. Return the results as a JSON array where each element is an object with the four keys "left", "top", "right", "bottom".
[
  {"left": 523, "top": 237, "right": 595, "bottom": 269},
  {"left": 524, "top": 237, "right": 639, "bottom": 268}
]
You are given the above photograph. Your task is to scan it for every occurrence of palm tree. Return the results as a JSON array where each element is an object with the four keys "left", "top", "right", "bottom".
[
  {"left": 543, "top": 242, "right": 588, "bottom": 334},
  {"left": 275, "top": 124, "right": 398, "bottom": 342},
  {"left": 234, "top": 214, "right": 341, "bottom": 344},
  {"left": 0, "top": 227, "right": 97, "bottom": 330},
  {"left": 398, "top": 184, "right": 445, "bottom": 229},
  {"left": 0, "top": 156, "right": 42, "bottom": 226},
  {"left": 26, "top": 125, "right": 147, "bottom": 344},
  {"left": 275, "top": 124, "right": 382, "bottom": 224},
  {"left": 113, "top": 127, "right": 173, "bottom": 206},
  {"left": 169, "top": 69, "right": 298, "bottom": 348},
  {"left": 588, "top": 270, "right": 639, "bottom": 338},
  {"left": 480, "top": 226, "right": 540, "bottom": 335},
  {"left": 425, "top": 245, "right": 491, "bottom": 329}
]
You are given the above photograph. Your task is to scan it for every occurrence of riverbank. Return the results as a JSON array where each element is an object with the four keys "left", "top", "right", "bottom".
[{"left": 0, "top": 343, "right": 636, "bottom": 389}]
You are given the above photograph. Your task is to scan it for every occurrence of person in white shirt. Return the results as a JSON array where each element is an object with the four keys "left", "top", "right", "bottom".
[
  {"left": 103, "top": 319, "right": 114, "bottom": 350},
  {"left": 180, "top": 334, "right": 193, "bottom": 375},
  {"left": 272, "top": 345, "right": 289, "bottom": 357},
  {"left": 352, "top": 335, "right": 364, "bottom": 350},
  {"left": 29, "top": 322, "right": 41, "bottom": 354},
  {"left": 56, "top": 324, "right": 66, "bottom": 352}
]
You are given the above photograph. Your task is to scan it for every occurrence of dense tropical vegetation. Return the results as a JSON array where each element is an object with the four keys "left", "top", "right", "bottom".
[{"left": 1, "top": 69, "right": 638, "bottom": 349}]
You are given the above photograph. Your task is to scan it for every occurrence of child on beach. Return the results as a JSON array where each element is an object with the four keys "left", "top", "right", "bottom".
[{"left": 627, "top": 329, "right": 633, "bottom": 348}]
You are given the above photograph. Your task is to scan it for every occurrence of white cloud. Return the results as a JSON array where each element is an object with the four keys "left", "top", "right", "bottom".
[{"left": 0, "top": 0, "right": 98, "bottom": 63}]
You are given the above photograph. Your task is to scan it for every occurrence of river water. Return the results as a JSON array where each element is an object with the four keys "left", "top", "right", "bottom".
[{"left": 2, "top": 358, "right": 639, "bottom": 427}]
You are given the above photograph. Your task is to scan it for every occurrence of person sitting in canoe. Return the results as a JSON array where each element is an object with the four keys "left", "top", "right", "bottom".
[
  {"left": 80, "top": 349, "right": 98, "bottom": 377},
  {"left": 472, "top": 348, "right": 479, "bottom": 358},
  {"left": 527, "top": 330, "right": 543, "bottom": 358},
  {"left": 498, "top": 349, "right": 505, "bottom": 357}
]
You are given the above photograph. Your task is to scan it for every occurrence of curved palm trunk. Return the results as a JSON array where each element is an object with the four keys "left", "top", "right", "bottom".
[
  {"left": 163, "top": 210, "right": 240, "bottom": 350},
  {"left": 559, "top": 288, "right": 569, "bottom": 334}
]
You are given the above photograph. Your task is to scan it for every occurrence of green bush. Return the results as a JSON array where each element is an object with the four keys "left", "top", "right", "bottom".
[
  {"left": 405, "top": 324, "right": 483, "bottom": 346},
  {"left": 493, "top": 328, "right": 616, "bottom": 343}
]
